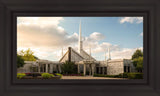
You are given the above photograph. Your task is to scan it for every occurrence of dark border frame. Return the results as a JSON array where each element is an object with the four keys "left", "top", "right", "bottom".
[{"left": 0, "top": 0, "right": 160, "bottom": 96}]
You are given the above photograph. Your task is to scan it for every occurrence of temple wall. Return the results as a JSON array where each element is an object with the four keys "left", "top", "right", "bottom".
[
  {"left": 107, "top": 60, "right": 124, "bottom": 75},
  {"left": 17, "top": 63, "right": 32, "bottom": 73},
  {"left": 123, "top": 59, "right": 137, "bottom": 72}
]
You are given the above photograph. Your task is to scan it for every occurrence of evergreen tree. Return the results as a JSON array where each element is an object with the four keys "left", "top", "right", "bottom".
[
  {"left": 132, "top": 49, "right": 143, "bottom": 72},
  {"left": 132, "top": 49, "right": 143, "bottom": 60},
  {"left": 17, "top": 54, "right": 25, "bottom": 68},
  {"left": 61, "top": 61, "right": 77, "bottom": 74}
]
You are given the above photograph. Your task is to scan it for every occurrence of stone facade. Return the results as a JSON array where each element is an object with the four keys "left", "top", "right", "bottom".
[
  {"left": 107, "top": 59, "right": 124, "bottom": 75},
  {"left": 17, "top": 61, "right": 35, "bottom": 73}
]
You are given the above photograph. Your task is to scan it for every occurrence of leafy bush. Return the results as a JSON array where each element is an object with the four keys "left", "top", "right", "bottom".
[
  {"left": 127, "top": 73, "right": 143, "bottom": 79},
  {"left": 25, "top": 73, "right": 41, "bottom": 77},
  {"left": 17, "top": 73, "right": 26, "bottom": 79},
  {"left": 62, "top": 73, "right": 84, "bottom": 76},
  {"left": 93, "top": 74, "right": 118, "bottom": 78},
  {"left": 17, "top": 55, "right": 25, "bottom": 68},
  {"left": 56, "top": 73, "right": 62, "bottom": 78},
  {"left": 94, "top": 73, "right": 143, "bottom": 79},
  {"left": 61, "top": 61, "right": 77, "bottom": 74},
  {"left": 41, "top": 73, "right": 54, "bottom": 79},
  {"left": 93, "top": 73, "right": 129, "bottom": 78},
  {"left": 118, "top": 73, "right": 128, "bottom": 78}
]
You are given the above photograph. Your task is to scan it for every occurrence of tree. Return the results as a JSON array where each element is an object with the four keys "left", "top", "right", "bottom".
[
  {"left": 132, "top": 49, "right": 143, "bottom": 72},
  {"left": 133, "top": 57, "right": 143, "bottom": 72},
  {"left": 61, "top": 61, "right": 77, "bottom": 74},
  {"left": 132, "top": 49, "right": 143, "bottom": 60},
  {"left": 17, "top": 54, "right": 25, "bottom": 68},
  {"left": 19, "top": 48, "right": 36, "bottom": 61}
]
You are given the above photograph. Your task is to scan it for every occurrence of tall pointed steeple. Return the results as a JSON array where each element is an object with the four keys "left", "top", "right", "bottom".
[
  {"left": 78, "top": 20, "right": 83, "bottom": 53},
  {"left": 108, "top": 47, "right": 111, "bottom": 60},
  {"left": 105, "top": 51, "right": 106, "bottom": 61}
]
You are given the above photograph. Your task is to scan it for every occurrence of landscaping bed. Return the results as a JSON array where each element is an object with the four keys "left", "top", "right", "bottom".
[
  {"left": 17, "top": 73, "right": 62, "bottom": 80},
  {"left": 94, "top": 72, "right": 143, "bottom": 79},
  {"left": 62, "top": 73, "right": 83, "bottom": 76},
  {"left": 21, "top": 76, "right": 61, "bottom": 80}
]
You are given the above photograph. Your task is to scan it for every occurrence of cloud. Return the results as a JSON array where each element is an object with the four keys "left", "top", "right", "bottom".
[
  {"left": 88, "top": 32, "right": 105, "bottom": 41},
  {"left": 120, "top": 17, "right": 143, "bottom": 24},
  {"left": 17, "top": 17, "right": 78, "bottom": 49},
  {"left": 110, "top": 47, "right": 143, "bottom": 59},
  {"left": 17, "top": 17, "right": 79, "bottom": 60}
]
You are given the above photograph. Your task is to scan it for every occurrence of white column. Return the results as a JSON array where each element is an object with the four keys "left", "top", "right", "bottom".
[
  {"left": 83, "top": 64, "right": 86, "bottom": 76},
  {"left": 50, "top": 64, "right": 53, "bottom": 73},
  {"left": 46, "top": 64, "right": 48, "bottom": 73},
  {"left": 78, "top": 64, "right": 80, "bottom": 73},
  {"left": 92, "top": 64, "right": 95, "bottom": 76},
  {"left": 58, "top": 64, "right": 61, "bottom": 73}
]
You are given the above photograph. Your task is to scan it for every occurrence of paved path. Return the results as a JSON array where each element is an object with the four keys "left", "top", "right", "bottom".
[{"left": 61, "top": 76, "right": 126, "bottom": 80}]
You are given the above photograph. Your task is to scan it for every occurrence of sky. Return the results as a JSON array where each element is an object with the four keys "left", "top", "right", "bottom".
[{"left": 17, "top": 17, "right": 143, "bottom": 61}]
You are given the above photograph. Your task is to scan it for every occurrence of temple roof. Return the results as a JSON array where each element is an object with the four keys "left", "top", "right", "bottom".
[{"left": 59, "top": 47, "right": 96, "bottom": 63}]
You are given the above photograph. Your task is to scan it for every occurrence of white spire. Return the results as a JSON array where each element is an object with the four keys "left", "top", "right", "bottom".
[
  {"left": 90, "top": 46, "right": 91, "bottom": 56},
  {"left": 108, "top": 47, "right": 111, "bottom": 60},
  {"left": 79, "top": 20, "right": 82, "bottom": 42},
  {"left": 78, "top": 20, "right": 83, "bottom": 53},
  {"left": 105, "top": 51, "right": 106, "bottom": 61}
]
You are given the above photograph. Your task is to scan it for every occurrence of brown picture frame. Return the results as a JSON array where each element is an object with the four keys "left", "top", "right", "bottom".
[{"left": 0, "top": 0, "right": 160, "bottom": 96}]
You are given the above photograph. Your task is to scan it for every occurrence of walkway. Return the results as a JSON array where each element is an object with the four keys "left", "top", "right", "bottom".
[{"left": 61, "top": 76, "right": 126, "bottom": 80}]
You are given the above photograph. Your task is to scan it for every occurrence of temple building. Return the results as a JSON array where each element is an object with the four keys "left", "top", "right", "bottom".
[{"left": 17, "top": 21, "right": 136, "bottom": 75}]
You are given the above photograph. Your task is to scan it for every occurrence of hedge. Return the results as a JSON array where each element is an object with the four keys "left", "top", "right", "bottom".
[
  {"left": 127, "top": 73, "right": 143, "bottom": 79},
  {"left": 55, "top": 73, "right": 63, "bottom": 78},
  {"left": 93, "top": 74, "right": 120, "bottom": 78},
  {"left": 94, "top": 72, "right": 143, "bottom": 79},
  {"left": 41, "top": 73, "right": 54, "bottom": 79},
  {"left": 25, "top": 73, "right": 41, "bottom": 77},
  {"left": 17, "top": 73, "right": 26, "bottom": 79}
]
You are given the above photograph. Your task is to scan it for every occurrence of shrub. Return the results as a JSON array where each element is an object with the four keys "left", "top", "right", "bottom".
[
  {"left": 56, "top": 73, "right": 62, "bottom": 78},
  {"left": 25, "top": 73, "right": 41, "bottom": 77},
  {"left": 106, "top": 75, "right": 119, "bottom": 78},
  {"left": 62, "top": 73, "right": 84, "bottom": 76},
  {"left": 93, "top": 73, "right": 128, "bottom": 78},
  {"left": 118, "top": 73, "right": 128, "bottom": 78},
  {"left": 41, "top": 73, "right": 54, "bottom": 79},
  {"left": 17, "top": 54, "right": 25, "bottom": 68},
  {"left": 127, "top": 73, "right": 143, "bottom": 79},
  {"left": 61, "top": 61, "right": 77, "bottom": 74},
  {"left": 93, "top": 74, "right": 118, "bottom": 78},
  {"left": 17, "top": 73, "right": 26, "bottom": 79},
  {"left": 122, "top": 72, "right": 128, "bottom": 78},
  {"left": 94, "top": 73, "right": 143, "bottom": 79}
]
